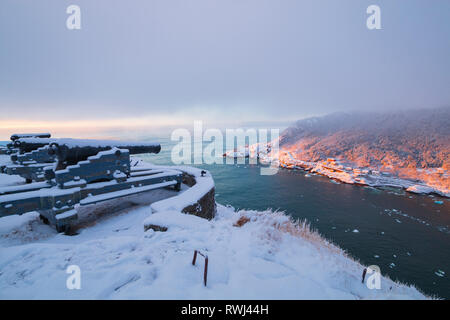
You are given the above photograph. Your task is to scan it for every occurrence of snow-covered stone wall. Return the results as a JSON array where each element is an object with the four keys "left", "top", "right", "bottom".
[{"left": 148, "top": 166, "right": 216, "bottom": 221}]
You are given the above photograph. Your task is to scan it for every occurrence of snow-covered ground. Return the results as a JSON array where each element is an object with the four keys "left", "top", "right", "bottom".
[
  {"left": 0, "top": 154, "right": 25, "bottom": 188},
  {"left": 0, "top": 154, "right": 11, "bottom": 166},
  {"left": 0, "top": 199, "right": 428, "bottom": 299}
]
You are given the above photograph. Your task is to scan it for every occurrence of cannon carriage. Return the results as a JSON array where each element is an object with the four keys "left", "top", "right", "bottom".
[{"left": 0, "top": 137, "right": 182, "bottom": 234}]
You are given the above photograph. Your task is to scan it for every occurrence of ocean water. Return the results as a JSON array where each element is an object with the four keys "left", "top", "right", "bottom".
[{"left": 1, "top": 139, "right": 449, "bottom": 298}]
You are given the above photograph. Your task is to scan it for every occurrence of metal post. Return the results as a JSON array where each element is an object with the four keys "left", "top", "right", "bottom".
[
  {"left": 362, "top": 268, "right": 367, "bottom": 283},
  {"left": 192, "top": 250, "right": 208, "bottom": 287},
  {"left": 204, "top": 256, "right": 208, "bottom": 287}
]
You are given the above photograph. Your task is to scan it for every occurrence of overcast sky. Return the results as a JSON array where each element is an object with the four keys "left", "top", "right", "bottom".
[{"left": 0, "top": 0, "right": 449, "bottom": 139}]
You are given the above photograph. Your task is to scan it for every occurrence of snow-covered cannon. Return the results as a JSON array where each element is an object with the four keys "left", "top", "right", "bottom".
[
  {"left": 13, "top": 138, "right": 53, "bottom": 154},
  {"left": 0, "top": 133, "right": 51, "bottom": 155},
  {"left": 4, "top": 147, "right": 56, "bottom": 183},
  {"left": 47, "top": 139, "right": 161, "bottom": 169},
  {"left": 2, "top": 136, "right": 56, "bottom": 182},
  {"left": 10, "top": 133, "right": 51, "bottom": 141},
  {"left": 0, "top": 140, "right": 182, "bottom": 233},
  {"left": 4, "top": 138, "right": 162, "bottom": 183},
  {"left": 1, "top": 134, "right": 53, "bottom": 177}
]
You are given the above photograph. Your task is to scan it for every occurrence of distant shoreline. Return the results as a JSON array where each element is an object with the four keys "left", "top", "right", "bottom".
[
  {"left": 224, "top": 151, "right": 449, "bottom": 199},
  {"left": 277, "top": 156, "right": 449, "bottom": 199}
]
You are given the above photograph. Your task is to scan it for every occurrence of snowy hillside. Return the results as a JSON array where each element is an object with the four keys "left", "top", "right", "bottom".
[
  {"left": 277, "top": 107, "right": 450, "bottom": 196},
  {"left": 0, "top": 200, "right": 428, "bottom": 299}
]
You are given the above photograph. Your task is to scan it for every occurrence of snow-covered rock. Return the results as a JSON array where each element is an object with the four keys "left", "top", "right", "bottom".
[{"left": 406, "top": 185, "right": 436, "bottom": 195}]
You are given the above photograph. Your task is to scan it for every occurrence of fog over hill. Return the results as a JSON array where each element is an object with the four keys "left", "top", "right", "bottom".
[{"left": 280, "top": 107, "right": 450, "bottom": 171}]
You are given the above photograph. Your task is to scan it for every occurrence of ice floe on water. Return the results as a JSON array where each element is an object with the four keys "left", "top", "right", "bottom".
[
  {"left": 381, "top": 208, "right": 449, "bottom": 234},
  {"left": 434, "top": 270, "right": 445, "bottom": 278}
]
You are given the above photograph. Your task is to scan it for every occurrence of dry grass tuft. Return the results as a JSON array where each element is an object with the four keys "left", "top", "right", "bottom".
[
  {"left": 273, "top": 218, "right": 343, "bottom": 255},
  {"left": 234, "top": 209, "right": 346, "bottom": 257},
  {"left": 233, "top": 216, "right": 251, "bottom": 227}
]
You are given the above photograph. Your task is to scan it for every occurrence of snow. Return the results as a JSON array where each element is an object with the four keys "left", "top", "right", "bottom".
[
  {"left": 79, "top": 180, "right": 177, "bottom": 206},
  {"left": 55, "top": 209, "right": 77, "bottom": 220},
  {"left": 10, "top": 133, "right": 51, "bottom": 139},
  {"left": 143, "top": 210, "right": 212, "bottom": 231},
  {"left": 406, "top": 185, "right": 436, "bottom": 195},
  {"left": 0, "top": 173, "right": 25, "bottom": 188},
  {"left": 0, "top": 155, "right": 11, "bottom": 166},
  {"left": 435, "top": 270, "right": 445, "bottom": 277},
  {"left": 0, "top": 186, "right": 81, "bottom": 202},
  {"left": 129, "top": 161, "right": 215, "bottom": 214},
  {"left": 0, "top": 203, "right": 429, "bottom": 299}
]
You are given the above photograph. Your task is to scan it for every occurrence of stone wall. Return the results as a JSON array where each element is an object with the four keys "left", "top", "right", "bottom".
[{"left": 182, "top": 187, "right": 216, "bottom": 220}]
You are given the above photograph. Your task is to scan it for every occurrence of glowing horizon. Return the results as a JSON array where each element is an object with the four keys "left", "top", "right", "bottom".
[{"left": 0, "top": 116, "right": 187, "bottom": 140}]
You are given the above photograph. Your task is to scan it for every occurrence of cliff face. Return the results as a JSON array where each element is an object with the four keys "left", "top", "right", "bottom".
[{"left": 280, "top": 107, "right": 450, "bottom": 192}]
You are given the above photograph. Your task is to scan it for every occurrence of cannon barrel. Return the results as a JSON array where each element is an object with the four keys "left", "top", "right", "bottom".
[
  {"left": 10, "top": 133, "right": 51, "bottom": 141},
  {"left": 47, "top": 139, "right": 161, "bottom": 166},
  {"left": 13, "top": 138, "right": 53, "bottom": 153}
]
